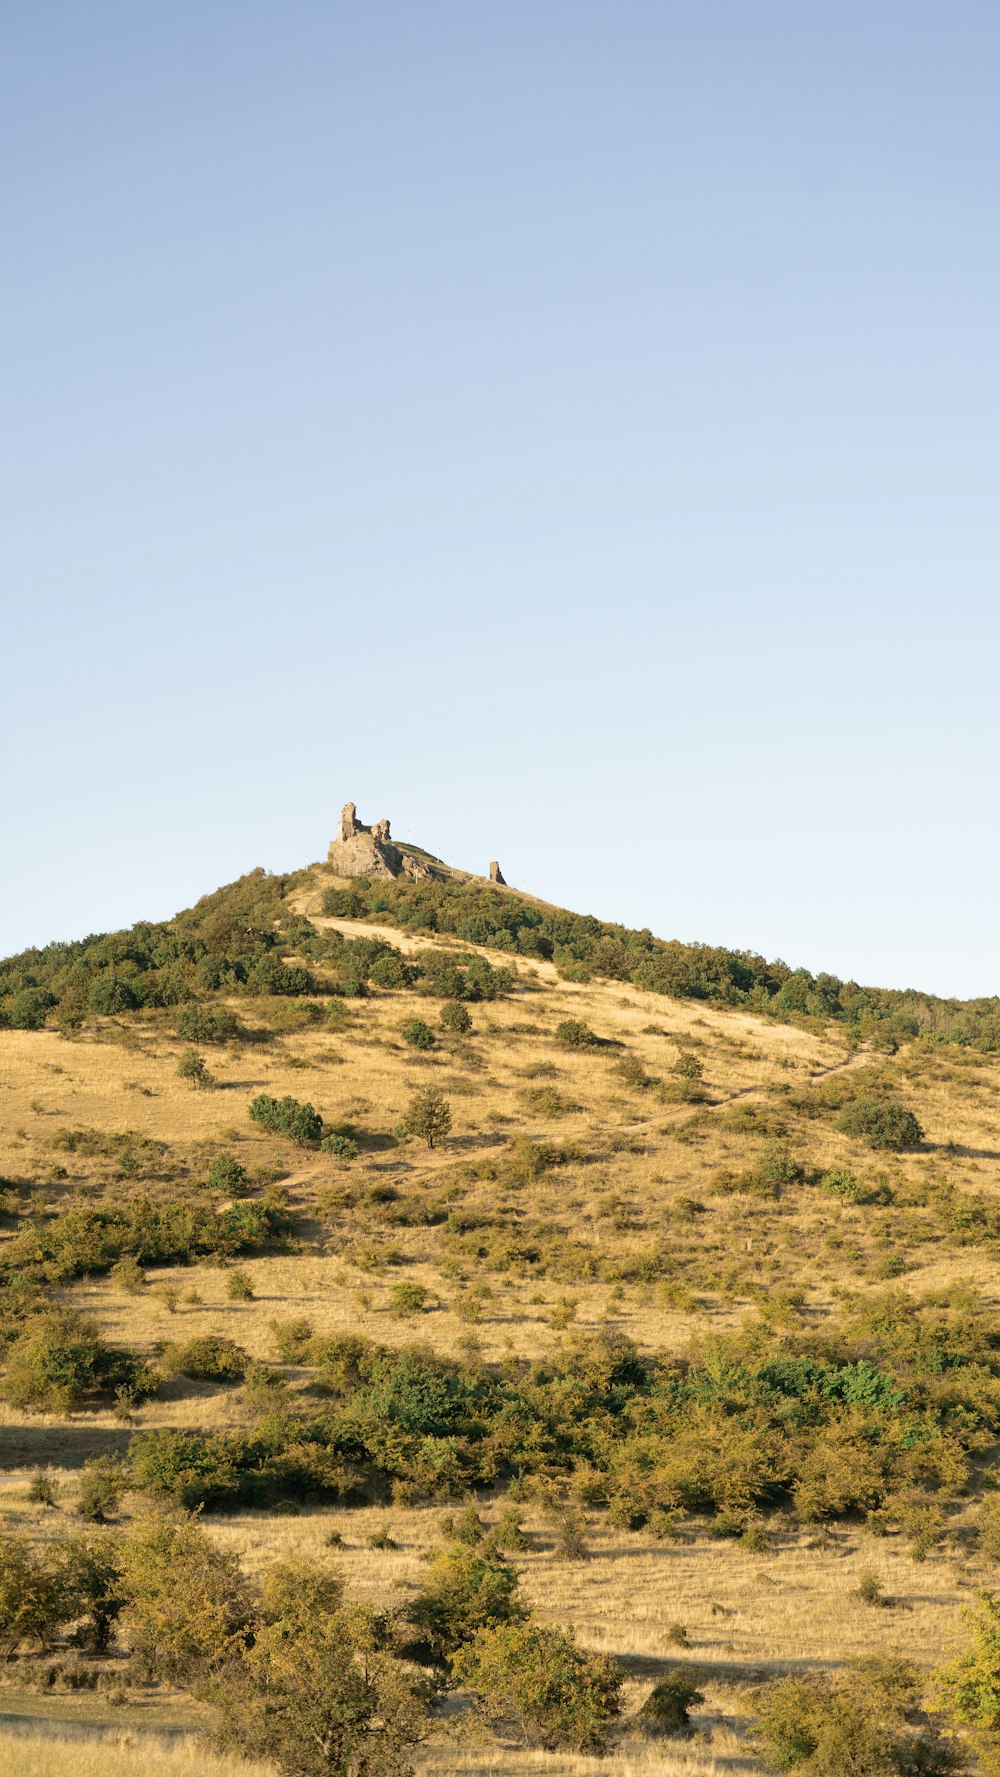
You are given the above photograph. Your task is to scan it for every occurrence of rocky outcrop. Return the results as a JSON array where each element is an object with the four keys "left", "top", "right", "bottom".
[
  {"left": 327, "top": 803, "right": 432, "bottom": 881},
  {"left": 489, "top": 860, "right": 506, "bottom": 885}
]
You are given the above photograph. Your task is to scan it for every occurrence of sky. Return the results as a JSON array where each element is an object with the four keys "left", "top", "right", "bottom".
[{"left": 2, "top": 2, "right": 997, "bottom": 999}]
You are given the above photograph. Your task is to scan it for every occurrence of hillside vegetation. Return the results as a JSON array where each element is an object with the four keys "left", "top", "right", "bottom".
[{"left": 2, "top": 859, "right": 1000, "bottom": 1775}]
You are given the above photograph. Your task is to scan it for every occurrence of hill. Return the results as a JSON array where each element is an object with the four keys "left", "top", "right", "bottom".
[{"left": 2, "top": 808, "right": 1000, "bottom": 1775}]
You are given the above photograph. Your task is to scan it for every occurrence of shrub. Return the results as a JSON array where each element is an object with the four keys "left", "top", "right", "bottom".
[
  {"left": 4, "top": 1312, "right": 157, "bottom": 1414},
  {"left": 672, "top": 1051, "right": 704, "bottom": 1080},
  {"left": 207, "top": 1152, "right": 248, "bottom": 1193},
  {"left": 836, "top": 1099, "right": 924, "bottom": 1151},
  {"left": 77, "top": 1458, "right": 125, "bottom": 1524},
  {"left": 369, "top": 952, "right": 413, "bottom": 990},
  {"left": 441, "top": 1000, "right": 472, "bottom": 1035},
  {"left": 389, "top": 1283, "right": 430, "bottom": 1318},
  {"left": 640, "top": 1667, "right": 705, "bottom": 1734},
  {"left": 248, "top": 1094, "right": 323, "bottom": 1145},
  {"left": 109, "top": 1254, "right": 147, "bottom": 1295},
  {"left": 177, "top": 1049, "right": 213, "bottom": 1089},
  {"left": 160, "top": 1335, "right": 249, "bottom": 1383},
  {"left": 453, "top": 1619, "right": 623, "bottom": 1752},
  {"left": 401, "top": 1018, "right": 436, "bottom": 1050},
  {"left": 226, "top": 1269, "right": 255, "bottom": 1302},
  {"left": 555, "top": 1020, "right": 598, "bottom": 1048},
  {"left": 269, "top": 1317, "right": 315, "bottom": 1363},
  {"left": 819, "top": 1167, "right": 865, "bottom": 1202},
  {"left": 176, "top": 1005, "right": 243, "bottom": 1045},
  {"left": 753, "top": 1656, "right": 958, "bottom": 1774},
  {"left": 938, "top": 1589, "right": 1000, "bottom": 1754},
  {"left": 400, "top": 1089, "right": 452, "bottom": 1150},
  {"left": 322, "top": 1132, "right": 359, "bottom": 1161},
  {"left": 407, "top": 1543, "right": 524, "bottom": 1661}
]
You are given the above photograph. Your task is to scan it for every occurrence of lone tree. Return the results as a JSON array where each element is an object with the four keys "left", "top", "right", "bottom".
[
  {"left": 177, "top": 1049, "right": 212, "bottom": 1090},
  {"left": 401, "top": 1088, "right": 452, "bottom": 1150}
]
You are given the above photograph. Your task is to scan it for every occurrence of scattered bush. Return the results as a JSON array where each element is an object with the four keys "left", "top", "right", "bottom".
[
  {"left": 389, "top": 1283, "right": 431, "bottom": 1317},
  {"left": 454, "top": 1619, "right": 623, "bottom": 1752},
  {"left": 441, "top": 1000, "right": 472, "bottom": 1035},
  {"left": 837, "top": 1099, "right": 924, "bottom": 1151},
  {"left": 401, "top": 1018, "right": 436, "bottom": 1050},
  {"left": 555, "top": 1020, "right": 598, "bottom": 1048},
  {"left": 226, "top": 1269, "right": 255, "bottom": 1302},
  {"left": 159, "top": 1335, "right": 249, "bottom": 1384},
  {"left": 407, "top": 1543, "right": 524, "bottom": 1661},
  {"left": 640, "top": 1667, "right": 705, "bottom": 1734},
  {"left": 321, "top": 1132, "right": 359, "bottom": 1161},
  {"left": 248, "top": 1094, "right": 323, "bottom": 1145}
]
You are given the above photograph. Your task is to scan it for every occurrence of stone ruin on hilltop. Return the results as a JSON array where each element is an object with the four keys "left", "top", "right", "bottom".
[{"left": 327, "top": 802, "right": 506, "bottom": 886}]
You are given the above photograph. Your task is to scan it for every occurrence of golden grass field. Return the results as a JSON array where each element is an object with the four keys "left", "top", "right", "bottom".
[{"left": 3, "top": 867, "right": 1000, "bottom": 1772}]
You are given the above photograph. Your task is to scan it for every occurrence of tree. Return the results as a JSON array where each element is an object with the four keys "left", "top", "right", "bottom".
[
  {"left": 453, "top": 1619, "right": 623, "bottom": 1753},
  {"left": 0, "top": 1533, "right": 68, "bottom": 1657},
  {"left": 401, "top": 1018, "right": 436, "bottom": 1050},
  {"left": 177, "top": 1048, "right": 213, "bottom": 1089},
  {"left": 213, "top": 1558, "right": 425, "bottom": 1777},
  {"left": 119, "top": 1511, "right": 253, "bottom": 1682},
  {"left": 400, "top": 1089, "right": 452, "bottom": 1150},
  {"left": 939, "top": 1589, "right": 1000, "bottom": 1768},
  {"left": 407, "top": 1543, "right": 523, "bottom": 1662}
]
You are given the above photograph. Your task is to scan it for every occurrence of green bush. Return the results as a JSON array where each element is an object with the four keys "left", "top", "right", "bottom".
[
  {"left": 453, "top": 1618, "right": 623, "bottom": 1752},
  {"left": 322, "top": 1132, "right": 359, "bottom": 1161},
  {"left": 401, "top": 1018, "right": 436, "bottom": 1050},
  {"left": 441, "top": 1000, "right": 472, "bottom": 1035},
  {"left": 836, "top": 1099, "right": 924, "bottom": 1151},
  {"left": 407, "top": 1543, "right": 524, "bottom": 1661},
  {"left": 0, "top": 1533, "right": 71, "bottom": 1657},
  {"left": 248, "top": 1093, "right": 323, "bottom": 1145},
  {"left": 213, "top": 1557, "right": 426, "bottom": 1777},
  {"left": 639, "top": 1667, "right": 705, "bottom": 1734},
  {"left": 4, "top": 1312, "right": 157, "bottom": 1414},
  {"left": 176, "top": 1005, "right": 243, "bottom": 1045},
  {"left": 159, "top": 1335, "right": 249, "bottom": 1383},
  {"left": 226, "top": 1269, "right": 255, "bottom": 1302},
  {"left": 555, "top": 1020, "right": 598, "bottom": 1048},
  {"left": 753, "top": 1656, "right": 958, "bottom": 1774},
  {"left": 207, "top": 1152, "right": 248, "bottom": 1193},
  {"left": 177, "top": 1049, "right": 213, "bottom": 1089},
  {"left": 389, "top": 1283, "right": 430, "bottom": 1318},
  {"left": 119, "top": 1511, "right": 253, "bottom": 1681}
]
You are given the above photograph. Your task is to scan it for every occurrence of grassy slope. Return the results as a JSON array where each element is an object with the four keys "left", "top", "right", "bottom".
[{"left": 2, "top": 865, "right": 1000, "bottom": 1772}]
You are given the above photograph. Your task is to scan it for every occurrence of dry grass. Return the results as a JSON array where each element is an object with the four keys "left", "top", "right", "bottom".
[{"left": 4, "top": 890, "right": 1000, "bottom": 1772}]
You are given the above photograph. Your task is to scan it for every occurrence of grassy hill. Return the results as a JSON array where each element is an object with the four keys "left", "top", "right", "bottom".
[{"left": 2, "top": 854, "right": 1000, "bottom": 1774}]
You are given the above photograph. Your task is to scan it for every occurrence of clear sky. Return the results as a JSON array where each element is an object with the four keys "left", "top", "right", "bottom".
[{"left": 2, "top": 2, "right": 997, "bottom": 999}]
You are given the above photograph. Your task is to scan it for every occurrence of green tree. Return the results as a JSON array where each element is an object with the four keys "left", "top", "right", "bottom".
[
  {"left": 0, "top": 1533, "right": 69, "bottom": 1657},
  {"left": 213, "top": 1558, "right": 426, "bottom": 1777},
  {"left": 401, "top": 1018, "right": 436, "bottom": 1050},
  {"left": 453, "top": 1618, "right": 623, "bottom": 1752},
  {"left": 119, "top": 1511, "right": 253, "bottom": 1682},
  {"left": 177, "top": 1048, "right": 213, "bottom": 1089},
  {"left": 407, "top": 1543, "right": 524, "bottom": 1662},
  {"left": 400, "top": 1089, "right": 452, "bottom": 1150},
  {"left": 939, "top": 1589, "right": 1000, "bottom": 1768}
]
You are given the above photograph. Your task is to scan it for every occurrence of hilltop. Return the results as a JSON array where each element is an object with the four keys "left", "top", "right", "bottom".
[{"left": 1, "top": 805, "right": 1000, "bottom": 1776}]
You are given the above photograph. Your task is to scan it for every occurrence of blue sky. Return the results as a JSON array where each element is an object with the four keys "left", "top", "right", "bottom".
[{"left": 2, "top": 2, "right": 997, "bottom": 997}]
